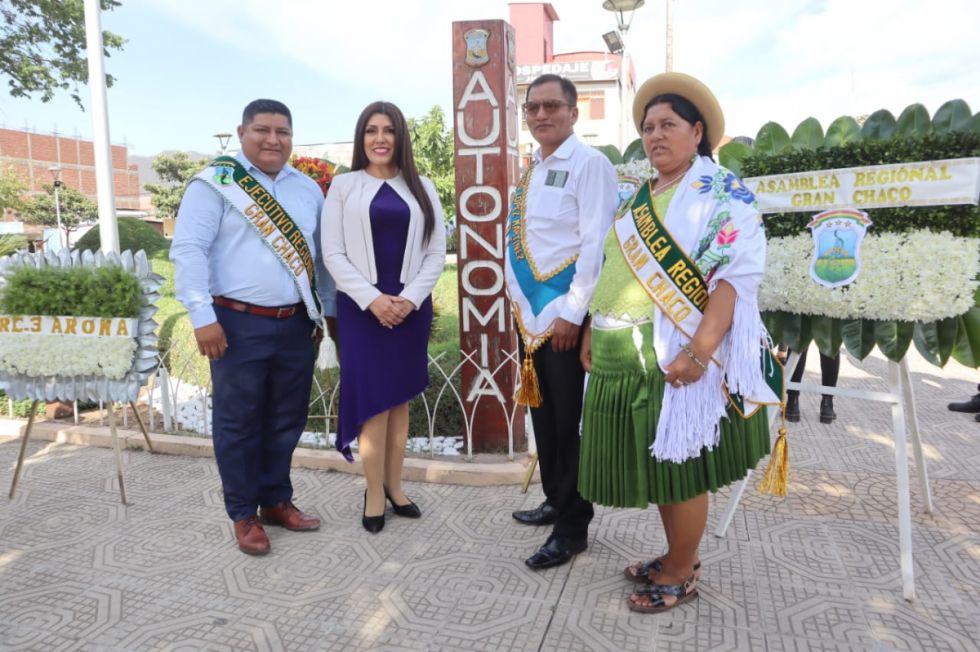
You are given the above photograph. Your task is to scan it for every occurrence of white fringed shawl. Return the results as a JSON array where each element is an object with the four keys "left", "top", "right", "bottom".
[{"left": 649, "top": 156, "right": 779, "bottom": 463}]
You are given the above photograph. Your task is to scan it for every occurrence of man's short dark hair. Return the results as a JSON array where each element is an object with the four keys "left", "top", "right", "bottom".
[
  {"left": 525, "top": 74, "right": 577, "bottom": 105},
  {"left": 242, "top": 99, "right": 292, "bottom": 127}
]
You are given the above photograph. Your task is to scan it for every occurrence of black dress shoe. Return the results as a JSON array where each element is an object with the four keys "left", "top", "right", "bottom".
[
  {"left": 512, "top": 501, "right": 558, "bottom": 526},
  {"left": 975, "top": 413, "right": 980, "bottom": 423},
  {"left": 949, "top": 393, "right": 980, "bottom": 413},
  {"left": 384, "top": 487, "right": 422, "bottom": 518},
  {"left": 785, "top": 394, "right": 800, "bottom": 422},
  {"left": 525, "top": 537, "right": 587, "bottom": 570},
  {"left": 362, "top": 490, "right": 384, "bottom": 533},
  {"left": 819, "top": 396, "right": 837, "bottom": 424}
]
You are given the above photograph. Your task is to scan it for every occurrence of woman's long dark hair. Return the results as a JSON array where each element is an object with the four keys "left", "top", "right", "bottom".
[
  {"left": 351, "top": 101, "right": 436, "bottom": 243},
  {"left": 644, "top": 93, "right": 714, "bottom": 160}
]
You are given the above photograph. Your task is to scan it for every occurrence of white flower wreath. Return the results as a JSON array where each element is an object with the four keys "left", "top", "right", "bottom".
[
  {"left": 0, "top": 335, "right": 138, "bottom": 379},
  {"left": 760, "top": 230, "right": 979, "bottom": 321},
  {"left": 0, "top": 249, "right": 163, "bottom": 402}
]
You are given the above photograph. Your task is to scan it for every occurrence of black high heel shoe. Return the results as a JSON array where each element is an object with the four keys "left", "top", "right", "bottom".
[
  {"left": 384, "top": 486, "right": 422, "bottom": 518},
  {"left": 362, "top": 489, "right": 385, "bottom": 533}
]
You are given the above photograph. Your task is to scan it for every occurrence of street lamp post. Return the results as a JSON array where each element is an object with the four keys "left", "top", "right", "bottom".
[
  {"left": 213, "top": 133, "right": 232, "bottom": 155},
  {"left": 602, "top": 0, "right": 645, "bottom": 151},
  {"left": 602, "top": 0, "right": 645, "bottom": 33},
  {"left": 48, "top": 166, "right": 65, "bottom": 251}
]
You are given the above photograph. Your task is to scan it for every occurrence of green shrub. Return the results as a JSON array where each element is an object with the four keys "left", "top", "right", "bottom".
[
  {"left": 75, "top": 216, "right": 170, "bottom": 255},
  {"left": 150, "top": 249, "right": 212, "bottom": 387},
  {"left": 430, "top": 263, "right": 459, "bottom": 349},
  {"left": 741, "top": 129, "right": 980, "bottom": 239},
  {"left": 728, "top": 105, "right": 980, "bottom": 367},
  {"left": 304, "top": 367, "right": 337, "bottom": 435},
  {"left": 408, "top": 351, "right": 464, "bottom": 439},
  {"left": 302, "top": 363, "right": 464, "bottom": 442},
  {"left": 0, "top": 391, "right": 44, "bottom": 417},
  {"left": 0, "top": 265, "right": 142, "bottom": 317},
  {"left": 0, "top": 234, "right": 27, "bottom": 257}
]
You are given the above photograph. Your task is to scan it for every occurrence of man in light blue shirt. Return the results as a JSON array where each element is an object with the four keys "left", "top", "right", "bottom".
[{"left": 171, "top": 99, "right": 336, "bottom": 555}]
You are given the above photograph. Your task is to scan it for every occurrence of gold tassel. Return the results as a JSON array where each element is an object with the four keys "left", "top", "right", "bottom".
[
  {"left": 757, "top": 409, "right": 790, "bottom": 496},
  {"left": 515, "top": 349, "right": 542, "bottom": 407}
]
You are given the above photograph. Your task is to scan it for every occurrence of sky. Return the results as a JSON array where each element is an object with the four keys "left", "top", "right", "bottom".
[{"left": 0, "top": 0, "right": 977, "bottom": 158}]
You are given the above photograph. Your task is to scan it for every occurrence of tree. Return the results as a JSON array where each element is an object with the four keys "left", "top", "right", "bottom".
[
  {"left": 0, "top": 165, "right": 26, "bottom": 213},
  {"left": 0, "top": 0, "right": 124, "bottom": 108},
  {"left": 144, "top": 152, "right": 207, "bottom": 218},
  {"left": 21, "top": 183, "right": 97, "bottom": 243},
  {"left": 408, "top": 106, "right": 455, "bottom": 222},
  {"left": 0, "top": 167, "right": 27, "bottom": 256}
]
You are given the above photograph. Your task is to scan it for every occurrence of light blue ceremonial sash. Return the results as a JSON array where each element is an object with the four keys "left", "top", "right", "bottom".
[
  {"left": 505, "top": 165, "right": 580, "bottom": 353},
  {"left": 504, "top": 165, "right": 580, "bottom": 406},
  {"left": 506, "top": 179, "right": 577, "bottom": 318}
]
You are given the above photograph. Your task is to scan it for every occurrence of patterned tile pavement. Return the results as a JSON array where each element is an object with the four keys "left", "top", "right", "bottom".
[{"left": 1, "top": 348, "right": 979, "bottom": 651}]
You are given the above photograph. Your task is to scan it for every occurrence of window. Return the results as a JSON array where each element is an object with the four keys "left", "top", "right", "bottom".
[{"left": 577, "top": 91, "right": 605, "bottom": 120}]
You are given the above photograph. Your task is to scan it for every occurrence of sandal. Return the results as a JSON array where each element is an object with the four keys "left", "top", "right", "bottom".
[
  {"left": 623, "top": 558, "right": 702, "bottom": 584},
  {"left": 627, "top": 575, "right": 699, "bottom": 614}
]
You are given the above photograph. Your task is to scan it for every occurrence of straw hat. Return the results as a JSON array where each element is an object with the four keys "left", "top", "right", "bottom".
[{"left": 632, "top": 72, "right": 725, "bottom": 150}]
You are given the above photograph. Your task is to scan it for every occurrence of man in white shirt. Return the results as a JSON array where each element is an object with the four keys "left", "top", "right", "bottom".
[{"left": 506, "top": 75, "right": 619, "bottom": 569}]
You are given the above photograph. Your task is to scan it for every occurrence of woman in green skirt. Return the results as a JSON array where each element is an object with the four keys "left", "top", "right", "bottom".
[{"left": 578, "top": 72, "right": 780, "bottom": 613}]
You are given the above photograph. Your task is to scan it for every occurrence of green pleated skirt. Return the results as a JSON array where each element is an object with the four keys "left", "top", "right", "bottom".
[{"left": 578, "top": 322, "right": 771, "bottom": 508}]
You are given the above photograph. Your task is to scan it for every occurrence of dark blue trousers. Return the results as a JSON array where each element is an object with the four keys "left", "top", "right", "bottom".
[{"left": 210, "top": 305, "right": 315, "bottom": 522}]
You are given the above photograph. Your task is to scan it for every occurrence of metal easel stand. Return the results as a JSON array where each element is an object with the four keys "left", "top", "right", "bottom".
[
  {"left": 8, "top": 400, "right": 40, "bottom": 500},
  {"left": 713, "top": 351, "right": 931, "bottom": 601},
  {"left": 8, "top": 400, "right": 155, "bottom": 505},
  {"left": 522, "top": 453, "right": 538, "bottom": 493},
  {"left": 521, "top": 410, "right": 539, "bottom": 494}
]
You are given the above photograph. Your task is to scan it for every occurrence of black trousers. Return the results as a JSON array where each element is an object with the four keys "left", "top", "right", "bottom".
[
  {"left": 787, "top": 349, "right": 840, "bottom": 398},
  {"left": 519, "top": 337, "right": 594, "bottom": 543}
]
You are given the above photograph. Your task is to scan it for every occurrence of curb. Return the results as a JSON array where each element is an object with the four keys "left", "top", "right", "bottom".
[{"left": 0, "top": 418, "right": 539, "bottom": 487}]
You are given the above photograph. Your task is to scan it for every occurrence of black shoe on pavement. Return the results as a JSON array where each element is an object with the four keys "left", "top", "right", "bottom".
[
  {"left": 362, "top": 490, "right": 384, "bottom": 534},
  {"left": 512, "top": 501, "right": 558, "bottom": 526},
  {"left": 785, "top": 394, "right": 800, "bottom": 423},
  {"left": 525, "top": 537, "right": 587, "bottom": 570},
  {"left": 975, "top": 413, "right": 980, "bottom": 423},
  {"left": 948, "top": 394, "right": 980, "bottom": 413},
  {"left": 819, "top": 396, "right": 837, "bottom": 424}
]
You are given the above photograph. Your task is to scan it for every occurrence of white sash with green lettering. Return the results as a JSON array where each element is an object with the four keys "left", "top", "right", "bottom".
[{"left": 191, "top": 156, "right": 323, "bottom": 325}]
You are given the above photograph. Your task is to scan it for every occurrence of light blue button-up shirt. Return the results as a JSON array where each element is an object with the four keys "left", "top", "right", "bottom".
[{"left": 170, "top": 152, "right": 337, "bottom": 328}]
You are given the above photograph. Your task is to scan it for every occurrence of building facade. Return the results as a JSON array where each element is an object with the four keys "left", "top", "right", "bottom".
[
  {"left": 510, "top": 2, "right": 636, "bottom": 160},
  {"left": 0, "top": 127, "right": 141, "bottom": 215}
]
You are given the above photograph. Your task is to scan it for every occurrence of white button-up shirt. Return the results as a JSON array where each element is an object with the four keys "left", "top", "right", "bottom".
[{"left": 521, "top": 133, "right": 619, "bottom": 324}]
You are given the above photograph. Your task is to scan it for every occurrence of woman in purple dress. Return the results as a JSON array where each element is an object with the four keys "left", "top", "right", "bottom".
[{"left": 322, "top": 102, "right": 446, "bottom": 533}]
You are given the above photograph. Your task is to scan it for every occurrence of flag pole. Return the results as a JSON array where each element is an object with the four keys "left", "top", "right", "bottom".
[{"left": 83, "top": 0, "right": 119, "bottom": 254}]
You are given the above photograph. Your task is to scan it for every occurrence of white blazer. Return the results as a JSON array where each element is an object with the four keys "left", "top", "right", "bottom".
[{"left": 321, "top": 170, "right": 447, "bottom": 311}]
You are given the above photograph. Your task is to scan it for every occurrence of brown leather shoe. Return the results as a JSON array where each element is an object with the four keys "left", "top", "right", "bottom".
[
  {"left": 259, "top": 501, "right": 321, "bottom": 531},
  {"left": 234, "top": 516, "right": 270, "bottom": 555}
]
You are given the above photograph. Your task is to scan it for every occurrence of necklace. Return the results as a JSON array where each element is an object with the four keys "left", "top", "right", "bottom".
[{"left": 652, "top": 163, "right": 691, "bottom": 196}]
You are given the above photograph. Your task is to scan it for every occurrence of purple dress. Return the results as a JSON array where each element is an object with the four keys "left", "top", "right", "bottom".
[{"left": 335, "top": 183, "right": 432, "bottom": 460}]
